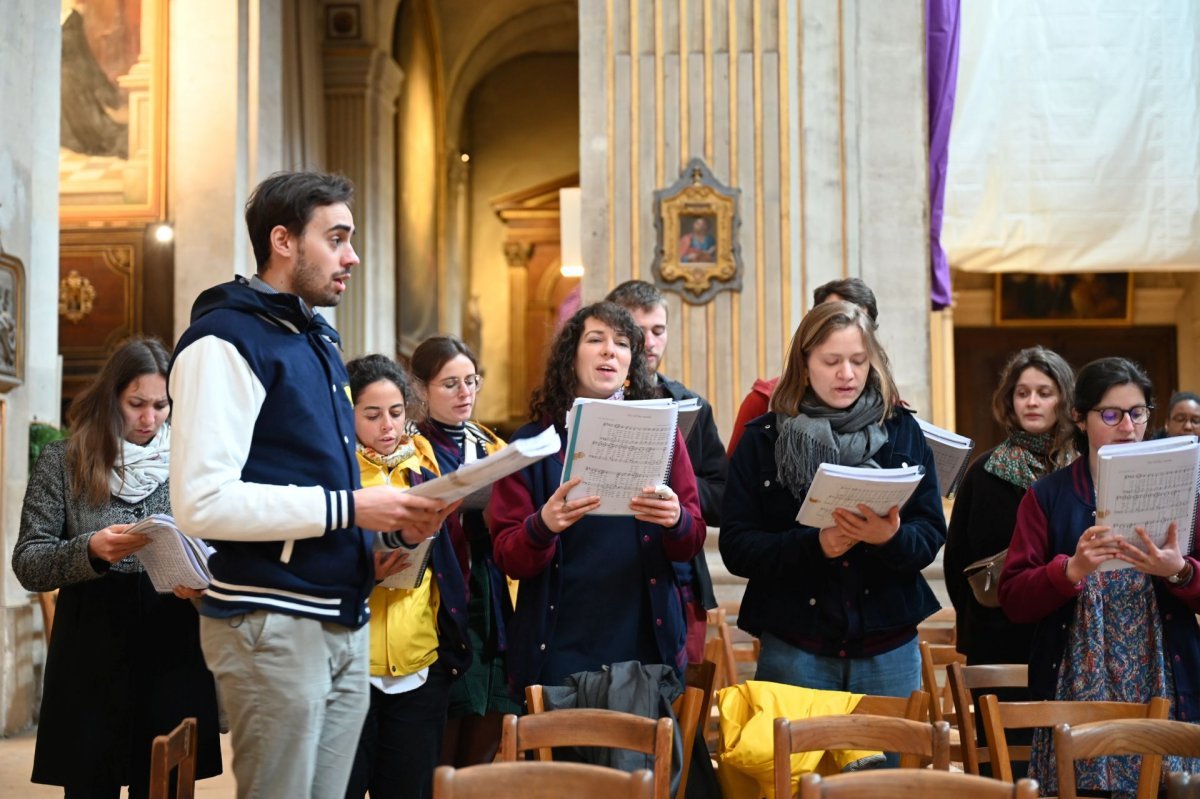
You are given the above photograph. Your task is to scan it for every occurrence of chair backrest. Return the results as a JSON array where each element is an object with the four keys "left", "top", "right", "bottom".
[
  {"left": 919, "top": 641, "right": 966, "bottom": 724},
  {"left": 706, "top": 606, "right": 761, "bottom": 691},
  {"left": 851, "top": 689, "right": 929, "bottom": 722},
  {"left": 148, "top": 717, "right": 197, "bottom": 799},
  {"left": 797, "top": 770, "right": 1039, "bottom": 799},
  {"left": 675, "top": 665, "right": 714, "bottom": 799},
  {"left": 499, "top": 709, "right": 673, "bottom": 799},
  {"left": 945, "top": 661, "right": 1028, "bottom": 775},
  {"left": 774, "top": 715, "right": 951, "bottom": 798},
  {"left": 978, "top": 694, "right": 1171, "bottom": 783},
  {"left": 1054, "top": 717, "right": 1200, "bottom": 799},
  {"left": 917, "top": 607, "right": 957, "bottom": 645},
  {"left": 433, "top": 762, "right": 656, "bottom": 799}
]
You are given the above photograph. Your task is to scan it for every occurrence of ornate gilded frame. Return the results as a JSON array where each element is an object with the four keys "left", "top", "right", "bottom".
[
  {"left": 652, "top": 158, "right": 742, "bottom": 304},
  {"left": 0, "top": 251, "right": 25, "bottom": 392},
  {"left": 59, "top": 1, "right": 169, "bottom": 223}
]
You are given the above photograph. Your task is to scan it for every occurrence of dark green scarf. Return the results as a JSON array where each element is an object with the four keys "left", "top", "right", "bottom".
[{"left": 983, "top": 429, "right": 1054, "bottom": 489}]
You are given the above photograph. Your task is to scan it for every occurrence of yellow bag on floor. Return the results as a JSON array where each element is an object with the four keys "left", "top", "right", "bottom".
[{"left": 715, "top": 681, "right": 881, "bottom": 799}]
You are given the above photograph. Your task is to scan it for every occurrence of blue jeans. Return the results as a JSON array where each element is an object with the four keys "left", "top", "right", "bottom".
[{"left": 755, "top": 632, "right": 921, "bottom": 698}]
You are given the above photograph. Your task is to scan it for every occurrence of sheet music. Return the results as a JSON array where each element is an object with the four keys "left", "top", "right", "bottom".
[
  {"left": 915, "top": 417, "right": 975, "bottom": 498},
  {"left": 795, "top": 463, "right": 926, "bottom": 529},
  {"left": 562, "top": 398, "right": 680, "bottom": 516},
  {"left": 406, "top": 426, "right": 560, "bottom": 504},
  {"left": 128, "top": 514, "right": 213, "bottom": 592},
  {"left": 374, "top": 534, "right": 437, "bottom": 590},
  {"left": 1094, "top": 435, "right": 1200, "bottom": 572}
]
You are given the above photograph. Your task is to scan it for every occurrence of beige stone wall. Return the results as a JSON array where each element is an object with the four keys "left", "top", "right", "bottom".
[
  {"left": 579, "top": 0, "right": 932, "bottom": 437},
  {"left": 466, "top": 54, "right": 581, "bottom": 422}
]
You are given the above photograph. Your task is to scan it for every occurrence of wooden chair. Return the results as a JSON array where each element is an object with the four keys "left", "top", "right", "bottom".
[
  {"left": 523, "top": 681, "right": 703, "bottom": 799},
  {"left": 148, "top": 717, "right": 197, "bottom": 799},
  {"left": 978, "top": 693, "right": 1170, "bottom": 784},
  {"left": 917, "top": 607, "right": 957, "bottom": 646},
  {"left": 945, "top": 661, "right": 1028, "bottom": 775},
  {"left": 774, "top": 715, "right": 951, "bottom": 798},
  {"left": 37, "top": 589, "right": 58, "bottom": 647},
  {"left": 1054, "top": 717, "right": 1200, "bottom": 799},
  {"left": 919, "top": 641, "right": 966, "bottom": 725},
  {"left": 499, "top": 709, "right": 672, "bottom": 799},
  {"left": 433, "top": 762, "right": 655, "bottom": 798},
  {"left": 707, "top": 607, "right": 760, "bottom": 690},
  {"left": 678, "top": 660, "right": 716, "bottom": 797},
  {"left": 797, "top": 770, "right": 1040, "bottom": 799},
  {"left": 852, "top": 689, "right": 930, "bottom": 722}
]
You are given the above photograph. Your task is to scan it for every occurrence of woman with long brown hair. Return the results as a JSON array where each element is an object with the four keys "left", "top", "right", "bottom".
[{"left": 14, "top": 337, "right": 221, "bottom": 798}]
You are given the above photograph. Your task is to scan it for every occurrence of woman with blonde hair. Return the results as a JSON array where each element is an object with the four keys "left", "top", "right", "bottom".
[{"left": 720, "top": 301, "right": 945, "bottom": 699}]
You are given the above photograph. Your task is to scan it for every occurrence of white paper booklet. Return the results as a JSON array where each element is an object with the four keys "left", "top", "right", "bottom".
[
  {"left": 561, "top": 397, "right": 680, "bottom": 516},
  {"left": 1094, "top": 435, "right": 1200, "bottom": 572},
  {"left": 127, "top": 514, "right": 214, "bottom": 592},
  {"left": 915, "top": 417, "right": 976, "bottom": 499},
  {"left": 795, "top": 463, "right": 926, "bottom": 529},
  {"left": 676, "top": 397, "right": 702, "bottom": 441},
  {"left": 406, "top": 425, "right": 560, "bottom": 504},
  {"left": 374, "top": 534, "right": 437, "bottom": 590}
]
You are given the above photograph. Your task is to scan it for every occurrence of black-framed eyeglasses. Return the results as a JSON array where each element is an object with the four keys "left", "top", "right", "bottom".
[
  {"left": 436, "top": 375, "right": 484, "bottom": 393},
  {"left": 1089, "top": 405, "right": 1152, "bottom": 426}
]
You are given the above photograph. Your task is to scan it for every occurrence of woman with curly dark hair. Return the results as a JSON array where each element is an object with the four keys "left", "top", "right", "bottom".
[{"left": 490, "top": 301, "right": 706, "bottom": 691}]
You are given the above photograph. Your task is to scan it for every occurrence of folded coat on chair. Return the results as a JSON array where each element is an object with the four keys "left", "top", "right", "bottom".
[{"left": 715, "top": 681, "right": 880, "bottom": 799}]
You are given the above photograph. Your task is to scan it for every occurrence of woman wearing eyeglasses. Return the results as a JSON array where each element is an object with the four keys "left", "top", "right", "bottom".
[
  {"left": 411, "top": 335, "right": 519, "bottom": 767},
  {"left": 1000, "top": 357, "right": 1200, "bottom": 795},
  {"left": 1152, "top": 390, "right": 1200, "bottom": 440}
]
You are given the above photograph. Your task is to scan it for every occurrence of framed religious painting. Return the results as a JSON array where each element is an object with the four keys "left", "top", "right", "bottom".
[
  {"left": 651, "top": 158, "right": 742, "bottom": 304},
  {"left": 995, "top": 272, "right": 1133, "bottom": 327},
  {"left": 59, "top": 0, "right": 169, "bottom": 223},
  {"left": 0, "top": 252, "right": 25, "bottom": 392}
]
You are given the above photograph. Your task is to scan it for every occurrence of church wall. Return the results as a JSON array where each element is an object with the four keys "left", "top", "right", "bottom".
[
  {"left": 465, "top": 54, "right": 581, "bottom": 423},
  {"left": 579, "top": 0, "right": 931, "bottom": 437},
  {"left": 0, "top": 0, "right": 63, "bottom": 734}
]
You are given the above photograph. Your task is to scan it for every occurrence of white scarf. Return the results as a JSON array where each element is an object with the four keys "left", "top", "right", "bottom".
[{"left": 109, "top": 425, "right": 171, "bottom": 503}]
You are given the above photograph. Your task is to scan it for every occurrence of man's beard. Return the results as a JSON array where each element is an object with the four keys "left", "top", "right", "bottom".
[{"left": 293, "top": 248, "right": 344, "bottom": 308}]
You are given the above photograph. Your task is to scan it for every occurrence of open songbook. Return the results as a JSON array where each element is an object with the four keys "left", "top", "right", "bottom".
[
  {"left": 405, "top": 425, "right": 560, "bottom": 505},
  {"left": 561, "top": 397, "right": 681, "bottom": 516},
  {"left": 1094, "top": 435, "right": 1200, "bottom": 572},
  {"left": 127, "top": 514, "right": 214, "bottom": 592},
  {"left": 915, "top": 417, "right": 975, "bottom": 499},
  {"left": 795, "top": 463, "right": 926, "bottom": 529},
  {"left": 374, "top": 534, "right": 437, "bottom": 590}
]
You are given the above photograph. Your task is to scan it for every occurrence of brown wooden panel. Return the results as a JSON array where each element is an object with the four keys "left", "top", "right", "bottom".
[{"left": 953, "top": 326, "right": 1178, "bottom": 455}]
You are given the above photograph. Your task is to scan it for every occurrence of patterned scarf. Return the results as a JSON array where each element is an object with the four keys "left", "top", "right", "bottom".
[
  {"left": 109, "top": 425, "right": 170, "bottom": 503},
  {"left": 775, "top": 386, "right": 889, "bottom": 501},
  {"left": 357, "top": 437, "right": 417, "bottom": 470},
  {"left": 983, "top": 429, "right": 1055, "bottom": 489}
]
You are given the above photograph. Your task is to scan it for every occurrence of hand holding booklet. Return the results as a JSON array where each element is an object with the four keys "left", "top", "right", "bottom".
[
  {"left": 405, "top": 425, "right": 561, "bottom": 504},
  {"left": 127, "top": 514, "right": 214, "bottom": 593},
  {"left": 795, "top": 463, "right": 925, "bottom": 530},
  {"left": 1094, "top": 435, "right": 1200, "bottom": 572}
]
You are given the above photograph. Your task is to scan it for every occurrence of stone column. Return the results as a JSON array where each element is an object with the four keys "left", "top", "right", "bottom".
[
  {"left": 504, "top": 242, "right": 534, "bottom": 421},
  {"left": 323, "top": 48, "right": 404, "bottom": 358}
]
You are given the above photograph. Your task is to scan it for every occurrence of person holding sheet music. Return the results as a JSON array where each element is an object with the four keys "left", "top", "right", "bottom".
[
  {"left": 720, "top": 301, "right": 945, "bottom": 702},
  {"left": 411, "top": 335, "right": 519, "bottom": 767},
  {"left": 943, "top": 346, "right": 1076, "bottom": 668},
  {"left": 490, "top": 301, "right": 707, "bottom": 691},
  {"left": 999, "top": 357, "right": 1200, "bottom": 795},
  {"left": 13, "top": 338, "right": 222, "bottom": 797},
  {"left": 344, "top": 354, "right": 469, "bottom": 799}
]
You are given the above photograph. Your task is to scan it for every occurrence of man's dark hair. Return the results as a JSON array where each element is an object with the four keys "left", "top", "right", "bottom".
[
  {"left": 244, "top": 171, "right": 354, "bottom": 271},
  {"left": 812, "top": 277, "right": 879, "bottom": 323},
  {"left": 605, "top": 279, "right": 667, "bottom": 315}
]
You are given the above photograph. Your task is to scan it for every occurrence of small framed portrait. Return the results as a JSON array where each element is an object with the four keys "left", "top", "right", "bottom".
[
  {"left": 0, "top": 252, "right": 25, "bottom": 392},
  {"left": 995, "top": 272, "right": 1133, "bottom": 327},
  {"left": 652, "top": 158, "right": 742, "bottom": 304}
]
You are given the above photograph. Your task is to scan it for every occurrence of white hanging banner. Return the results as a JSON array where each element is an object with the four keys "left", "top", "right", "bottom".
[{"left": 943, "top": 0, "right": 1200, "bottom": 273}]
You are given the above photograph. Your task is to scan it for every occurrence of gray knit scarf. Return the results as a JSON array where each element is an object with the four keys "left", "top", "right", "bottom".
[{"left": 774, "top": 386, "right": 888, "bottom": 501}]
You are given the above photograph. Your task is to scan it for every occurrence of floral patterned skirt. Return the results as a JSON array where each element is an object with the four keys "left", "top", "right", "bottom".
[{"left": 1027, "top": 567, "right": 1200, "bottom": 797}]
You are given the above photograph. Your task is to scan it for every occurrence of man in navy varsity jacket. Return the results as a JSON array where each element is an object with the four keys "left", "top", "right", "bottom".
[{"left": 169, "top": 172, "right": 454, "bottom": 799}]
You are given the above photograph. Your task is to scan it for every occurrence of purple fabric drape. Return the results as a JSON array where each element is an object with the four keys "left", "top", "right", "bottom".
[{"left": 927, "top": 0, "right": 961, "bottom": 310}]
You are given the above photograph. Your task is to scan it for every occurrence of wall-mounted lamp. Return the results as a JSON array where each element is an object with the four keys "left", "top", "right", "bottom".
[
  {"left": 460, "top": 152, "right": 470, "bottom": 163},
  {"left": 152, "top": 223, "right": 174, "bottom": 244},
  {"left": 559, "top": 187, "right": 583, "bottom": 279}
]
